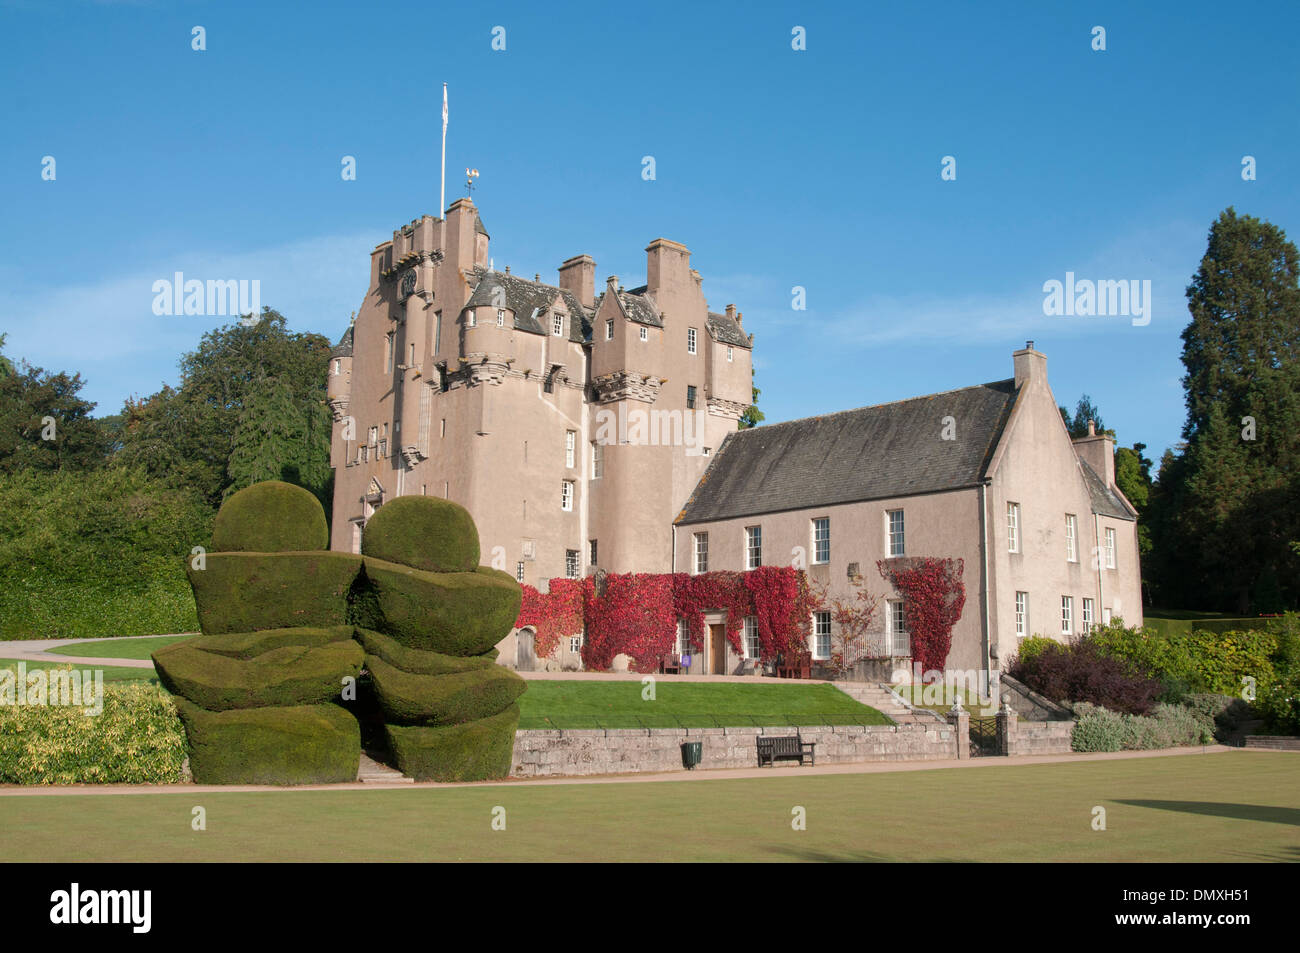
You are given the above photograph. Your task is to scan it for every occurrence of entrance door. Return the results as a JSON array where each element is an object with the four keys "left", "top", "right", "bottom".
[
  {"left": 516, "top": 628, "right": 536, "bottom": 672},
  {"left": 709, "top": 624, "right": 726, "bottom": 675}
]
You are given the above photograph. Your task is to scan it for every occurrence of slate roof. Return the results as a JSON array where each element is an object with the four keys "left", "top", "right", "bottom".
[
  {"left": 464, "top": 267, "right": 592, "bottom": 343},
  {"left": 1080, "top": 460, "right": 1137, "bottom": 521},
  {"left": 474, "top": 212, "right": 489, "bottom": 237},
  {"left": 707, "top": 311, "right": 751, "bottom": 348},
  {"left": 330, "top": 325, "right": 353, "bottom": 358},
  {"left": 675, "top": 379, "right": 1019, "bottom": 524}
]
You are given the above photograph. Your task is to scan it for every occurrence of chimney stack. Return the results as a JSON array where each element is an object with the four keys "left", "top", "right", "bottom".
[
  {"left": 1013, "top": 341, "right": 1046, "bottom": 389},
  {"left": 558, "top": 254, "right": 596, "bottom": 308}
]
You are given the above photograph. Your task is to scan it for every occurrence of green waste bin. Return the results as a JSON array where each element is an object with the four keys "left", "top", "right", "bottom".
[{"left": 681, "top": 741, "right": 703, "bottom": 770}]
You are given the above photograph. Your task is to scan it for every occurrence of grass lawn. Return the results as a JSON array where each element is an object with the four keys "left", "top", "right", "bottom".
[
  {"left": 45, "top": 634, "right": 195, "bottom": 660},
  {"left": 0, "top": 658, "right": 158, "bottom": 684},
  {"left": 516, "top": 680, "right": 890, "bottom": 729},
  {"left": 1, "top": 752, "right": 1294, "bottom": 862}
]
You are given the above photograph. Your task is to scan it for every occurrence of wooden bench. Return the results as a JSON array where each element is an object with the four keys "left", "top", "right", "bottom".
[
  {"left": 776, "top": 652, "right": 812, "bottom": 679},
  {"left": 659, "top": 653, "right": 682, "bottom": 675},
  {"left": 757, "top": 733, "right": 816, "bottom": 767}
]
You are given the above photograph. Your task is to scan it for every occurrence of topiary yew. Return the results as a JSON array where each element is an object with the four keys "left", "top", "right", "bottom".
[
  {"left": 153, "top": 640, "right": 363, "bottom": 711},
  {"left": 211, "top": 481, "right": 329, "bottom": 553},
  {"left": 366, "top": 654, "right": 526, "bottom": 726},
  {"left": 386, "top": 703, "right": 521, "bottom": 782},
  {"left": 361, "top": 495, "right": 479, "bottom": 573},
  {"left": 356, "top": 628, "right": 495, "bottom": 676},
  {"left": 187, "top": 551, "right": 361, "bottom": 634},
  {"left": 189, "top": 625, "right": 356, "bottom": 660},
  {"left": 360, "top": 560, "right": 522, "bottom": 656}
]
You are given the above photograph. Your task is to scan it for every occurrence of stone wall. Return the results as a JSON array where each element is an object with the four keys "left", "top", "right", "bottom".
[
  {"left": 1244, "top": 735, "right": 1300, "bottom": 751},
  {"left": 1015, "top": 719, "right": 1075, "bottom": 755},
  {"left": 510, "top": 723, "right": 957, "bottom": 778},
  {"left": 999, "top": 674, "right": 1075, "bottom": 722}
]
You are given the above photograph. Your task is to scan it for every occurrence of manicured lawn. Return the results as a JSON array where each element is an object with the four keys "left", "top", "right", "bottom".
[
  {"left": 1, "top": 752, "right": 1294, "bottom": 862},
  {"left": 0, "top": 658, "right": 157, "bottom": 684},
  {"left": 1143, "top": 608, "right": 1275, "bottom": 638},
  {"left": 45, "top": 634, "right": 195, "bottom": 660},
  {"left": 516, "top": 680, "right": 890, "bottom": 729}
]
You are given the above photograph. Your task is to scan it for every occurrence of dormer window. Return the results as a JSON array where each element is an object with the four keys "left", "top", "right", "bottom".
[
  {"left": 552, "top": 312, "right": 564, "bottom": 336},
  {"left": 496, "top": 309, "right": 505, "bottom": 327}
]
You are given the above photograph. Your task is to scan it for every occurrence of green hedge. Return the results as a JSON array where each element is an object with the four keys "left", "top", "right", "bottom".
[
  {"left": 187, "top": 551, "right": 361, "bottom": 634},
  {"left": 176, "top": 698, "right": 360, "bottom": 785},
  {"left": 0, "top": 575, "right": 198, "bottom": 640},
  {"left": 1256, "top": 673, "right": 1300, "bottom": 735},
  {"left": 191, "top": 625, "right": 356, "bottom": 660},
  {"left": 0, "top": 683, "right": 187, "bottom": 784},
  {"left": 153, "top": 640, "right": 363, "bottom": 711},
  {"left": 356, "top": 628, "right": 495, "bottom": 676},
  {"left": 361, "top": 495, "right": 479, "bottom": 573},
  {"left": 357, "top": 559, "right": 521, "bottom": 656},
  {"left": 386, "top": 703, "right": 520, "bottom": 781},
  {"left": 366, "top": 654, "right": 526, "bottom": 726},
  {"left": 1142, "top": 615, "right": 1276, "bottom": 639},
  {"left": 212, "top": 481, "right": 328, "bottom": 553}
]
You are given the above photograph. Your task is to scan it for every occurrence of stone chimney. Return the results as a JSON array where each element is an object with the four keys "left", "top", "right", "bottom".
[
  {"left": 444, "top": 197, "right": 482, "bottom": 270},
  {"left": 1073, "top": 419, "right": 1116, "bottom": 487},
  {"left": 558, "top": 254, "right": 596, "bottom": 308},
  {"left": 1013, "top": 340, "right": 1046, "bottom": 389},
  {"left": 645, "top": 238, "right": 690, "bottom": 293}
]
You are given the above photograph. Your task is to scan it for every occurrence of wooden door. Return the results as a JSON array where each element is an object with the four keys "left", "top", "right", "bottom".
[{"left": 709, "top": 623, "right": 726, "bottom": 675}]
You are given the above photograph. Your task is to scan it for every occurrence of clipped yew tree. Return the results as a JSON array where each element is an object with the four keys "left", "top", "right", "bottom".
[
  {"left": 159, "top": 483, "right": 525, "bottom": 784},
  {"left": 157, "top": 481, "right": 364, "bottom": 784},
  {"left": 357, "top": 495, "right": 525, "bottom": 782}
]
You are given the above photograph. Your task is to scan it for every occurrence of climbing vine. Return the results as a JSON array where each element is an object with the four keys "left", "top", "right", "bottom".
[
  {"left": 516, "top": 578, "right": 583, "bottom": 659},
  {"left": 877, "top": 557, "right": 967, "bottom": 673}
]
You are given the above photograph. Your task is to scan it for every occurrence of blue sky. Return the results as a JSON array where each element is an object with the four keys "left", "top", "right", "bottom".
[{"left": 3, "top": 0, "right": 1298, "bottom": 467}]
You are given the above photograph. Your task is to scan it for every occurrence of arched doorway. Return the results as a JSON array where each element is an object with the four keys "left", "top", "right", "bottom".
[{"left": 516, "top": 627, "right": 537, "bottom": 672}]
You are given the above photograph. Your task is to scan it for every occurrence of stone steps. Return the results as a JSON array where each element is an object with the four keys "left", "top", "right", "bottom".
[
  {"left": 835, "top": 683, "right": 931, "bottom": 724},
  {"left": 358, "top": 751, "right": 413, "bottom": 783}
]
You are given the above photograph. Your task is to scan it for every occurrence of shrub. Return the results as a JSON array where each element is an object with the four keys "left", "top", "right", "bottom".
[
  {"left": 1090, "top": 620, "right": 1278, "bottom": 697},
  {"left": 1255, "top": 672, "right": 1300, "bottom": 735},
  {"left": 1009, "top": 637, "right": 1161, "bottom": 714},
  {"left": 152, "top": 640, "right": 363, "bottom": 711},
  {"left": 176, "top": 698, "right": 360, "bottom": 785},
  {"left": 1070, "top": 701, "right": 1215, "bottom": 753},
  {"left": 359, "top": 559, "right": 522, "bottom": 656},
  {"left": 211, "top": 480, "right": 328, "bottom": 553},
  {"left": 190, "top": 624, "right": 355, "bottom": 659},
  {"left": 1268, "top": 612, "right": 1300, "bottom": 679},
  {"left": 386, "top": 703, "right": 520, "bottom": 782},
  {"left": 1011, "top": 636, "right": 1061, "bottom": 668},
  {"left": 1182, "top": 692, "right": 1251, "bottom": 740},
  {"left": 187, "top": 551, "right": 360, "bottom": 634},
  {"left": 366, "top": 655, "right": 526, "bottom": 726},
  {"left": 360, "top": 495, "right": 479, "bottom": 573},
  {"left": 356, "top": 628, "right": 495, "bottom": 676},
  {"left": 1071, "top": 703, "right": 1125, "bottom": 752},
  {"left": 0, "top": 682, "right": 187, "bottom": 784}
]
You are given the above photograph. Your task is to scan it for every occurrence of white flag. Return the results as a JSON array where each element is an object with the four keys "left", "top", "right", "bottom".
[{"left": 442, "top": 84, "right": 448, "bottom": 130}]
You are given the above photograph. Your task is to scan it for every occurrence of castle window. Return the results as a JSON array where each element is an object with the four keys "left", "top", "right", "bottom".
[
  {"left": 1061, "top": 596, "right": 1073, "bottom": 635},
  {"left": 332, "top": 359, "right": 340, "bottom": 375},
  {"left": 385, "top": 332, "right": 395, "bottom": 373},
  {"left": 589, "top": 539, "right": 598, "bottom": 566},
  {"left": 570, "top": 634, "right": 582, "bottom": 654},
  {"left": 516, "top": 561, "right": 525, "bottom": 583},
  {"left": 565, "top": 430, "right": 575, "bottom": 468},
  {"left": 565, "top": 550, "right": 579, "bottom": 578},
  {"left": 694, "top": 532, "right": 708, "bottom": 574},
  {"left": 887, "top": 509, "right": 905, "bottom": 557},
  {"left": 639, "top": 327, "right": 647, "bottom": 342},
  {"left": 1065, "top": 514, "right": 1078, "bottom": 562},
  {"left": 591, "top": 441, "right": 603, "bottom": 479},
  {"left": 497, "top": 308, "right": 505, "bottom": 327},
  {"left": 466, "top": 310, "right": 476, "bottom": 328},
  {"left": 552, "top": 312, "right": 563, "bottom": 336},
  {"left": 1082, "top": 597, "right": 1095, "bottom": 633},
  {"left": 812, "top": 612, "right": 831, "bottom": 660},
  {"left": 746, "top": 526, "right": 762, "bottom": 570},
  {"left": 561, "top": 480, "right": 574, "bottom": 511},
  {"left": 744, "top": 617, "right": 760, "bottom": 659},
  {"left": 687, "top": 328, "right": 697, "bottom": 354},
  {"left": 686, "top": 385, "right": 697, "bottom": 410},
  {"left": 727, "top": 346, "right": 733, "bottom": 362},
  {"left": 1105, "top": 528, "right": 1116, "bottom": 569},
  {"left": 1007, "top": 502, "right": 1020, "bottom": 553},
  {"left": 434, "top": 312, "right": 442, "bottom": 356},
  {"left": 606, "top": 319, "right": 614, "bottom": 340},
  {"left": 812, "top": 518, "right": 830, "bottom": 564},
  {"left": 888, "top": 600, "right": 909, "bottom": 655},
  {"left": 1015, "top": 592, "right": 1028, "bottom": 637}
]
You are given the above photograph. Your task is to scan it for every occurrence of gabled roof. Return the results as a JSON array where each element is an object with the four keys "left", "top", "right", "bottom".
[
  {"left": 330, "top": 325, "right": 353, "bottom": 358},
  {"left": 464, "top": 267, "right": 592, "bottom": 343},
  {"left": 707, "top": 311, "right": 751, "bottom": 349},
  {"left": 675, "top": 379, "right": 1019, "bottom": 525},
  {"left": 615, "top": 288, "right": 664, "bottom": 328},
  {"left": 1080, "top": 461, "right": 1137, "bottom": 521}
]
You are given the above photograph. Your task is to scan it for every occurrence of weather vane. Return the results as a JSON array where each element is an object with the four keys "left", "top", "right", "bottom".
[{"left": 465, "top": 168, "right": 479, "bottom": 196}]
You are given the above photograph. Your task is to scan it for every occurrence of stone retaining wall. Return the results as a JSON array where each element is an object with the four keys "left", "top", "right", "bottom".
[
  {"left": 1244, "top": 735, "right": 1300, "bottom": 751},
  {"left": 1014, "top": 718, "right": 1075, "bottom": 755},
  {"left": 510, "top": 723, "right": 957, "bottom": 778}
]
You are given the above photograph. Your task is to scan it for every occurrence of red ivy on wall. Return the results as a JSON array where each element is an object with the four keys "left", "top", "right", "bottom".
[
  {"left": 877, "top": 557, "right": 967, "bottom": 673},
  {"left": 516, "top": 578, "right": 583, "bottom": 659},
  {"left": 515, "top": 567, "right": 818, "bottom": 673}
]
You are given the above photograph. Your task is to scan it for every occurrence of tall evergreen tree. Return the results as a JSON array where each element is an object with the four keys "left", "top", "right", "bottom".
[{"left": 1151, "top": 208, "right": 1300, "bottom": 611}]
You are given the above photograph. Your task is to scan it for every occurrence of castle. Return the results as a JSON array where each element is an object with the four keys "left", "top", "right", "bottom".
[{"left": 329, "top": 200, "right": 1143, "bottom": 684}]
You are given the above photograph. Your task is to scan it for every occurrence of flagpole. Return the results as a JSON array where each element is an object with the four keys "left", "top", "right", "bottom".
[{"left": 440, "top": 83, "right": 448, "bottom": 221}]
